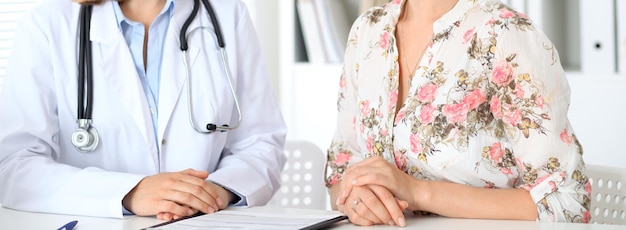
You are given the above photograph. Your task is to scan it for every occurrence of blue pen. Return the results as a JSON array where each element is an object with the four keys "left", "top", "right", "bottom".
[{"left": 57, "top": 220, "right": 78, "bottom": 230}]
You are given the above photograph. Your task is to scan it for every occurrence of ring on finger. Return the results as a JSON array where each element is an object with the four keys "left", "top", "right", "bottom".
[{"left": 352, "top": 199, "right": 361, "bottom": 211}]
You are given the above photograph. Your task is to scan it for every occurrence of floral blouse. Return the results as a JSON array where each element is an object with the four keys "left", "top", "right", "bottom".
[{"left": 324, "top": 0, "right": 591, "bottom": 223}]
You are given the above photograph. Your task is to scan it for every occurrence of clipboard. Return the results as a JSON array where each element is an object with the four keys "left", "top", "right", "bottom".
[
  {"left": 299, "top": 215, "right": 348, "bottom": 230},
  {"left": 142, "top": 207, "right": 348, "bottom": 230}
]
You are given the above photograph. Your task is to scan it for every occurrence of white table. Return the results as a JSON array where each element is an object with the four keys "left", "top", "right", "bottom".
[{"left": 0, "top": 206, "right": 623, "bottom": 230}]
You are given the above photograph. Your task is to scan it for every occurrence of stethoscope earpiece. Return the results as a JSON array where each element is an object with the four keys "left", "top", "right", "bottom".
[
  {"left": 206, "top": 123, "right": 217, "bottom": 132},
  {"left": 205, "top": 124, "right": 231, "bottom": 133}
]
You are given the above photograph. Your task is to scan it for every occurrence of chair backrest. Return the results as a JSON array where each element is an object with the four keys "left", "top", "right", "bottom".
[
  {"left": 586, "top": 164, "right": 626, "bottom": 224},
  {"left": 267, "top": 140, "right": 328, "bottom": 209}
]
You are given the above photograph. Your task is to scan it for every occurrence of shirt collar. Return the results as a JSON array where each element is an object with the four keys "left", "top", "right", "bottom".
[{"left": 111, "top": 0, "right": 175, "bottom": 29}]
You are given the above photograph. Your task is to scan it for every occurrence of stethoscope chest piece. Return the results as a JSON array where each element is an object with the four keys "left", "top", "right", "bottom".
[{"left": 71, "top": 119, "right": 99, "bottom": 153}]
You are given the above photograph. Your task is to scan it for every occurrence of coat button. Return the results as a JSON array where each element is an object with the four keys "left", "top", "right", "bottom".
[{"left": 161, "top": 139, "right": 167, "bottom": 145}]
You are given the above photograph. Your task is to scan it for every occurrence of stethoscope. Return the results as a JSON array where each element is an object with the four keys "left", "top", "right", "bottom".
[{"left": 71, "top": 0, "right": 242, "bottom": 153}]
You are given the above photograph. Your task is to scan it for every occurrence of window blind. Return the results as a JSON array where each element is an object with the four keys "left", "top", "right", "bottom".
[{"left": 0, "top": 0, "right": 42, "bottom": 91}]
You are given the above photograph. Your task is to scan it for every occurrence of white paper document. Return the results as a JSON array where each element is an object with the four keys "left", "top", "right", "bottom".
[{"left": 145, "top": 208, "right": 347, "bottom": 230}]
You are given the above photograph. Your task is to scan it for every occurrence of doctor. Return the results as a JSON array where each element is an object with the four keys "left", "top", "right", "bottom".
[{"left": 0, "top": 0, "right": 286, "bottom": 221}]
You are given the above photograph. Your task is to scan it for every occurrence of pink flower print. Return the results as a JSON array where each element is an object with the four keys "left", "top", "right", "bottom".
[
  {"left": 520, "top": 184, "right": 532, "bottom": 191},
  {"left": 463, "top": 26, "right": 476, "bottom": 44},
  {"left": 535, "top": 96, "right": 544, "bottom": 109},
  {"left": 352, "top": 116, "right": 357, "bottom": 128},
  {"left": 515, "top": 157, "right": 524, "bottom": 170},
  {"left": 549, "top": 181, "right": 557, "bottom": 192},
  {"left": 560, "top": 129, "right": 573, "bottom": 145},
  {"left": 442, "top": 103, "right": 469, "bottom": 124},
  {"left": 500, "top": 167, "right": 512, "bottom": 175},
  {"left": 329, "top": 174, "right": 340, "bottom": 186},
  {"left": 379, "top": 128, "right": 388, "bottom": 136},
  {"left": 492, "top": 60, "right": 514, "bottom": 87},
  {"left": 360, "top": 123, "right": 365, "bottom": 133},
  {"left": 584, "top": 181, "right": 592, "bottom": 194},
  {"left": 339, "top": 77, "right": 346, "bottom": 89},
  {"left": 515, "top": 84, "right": 524, "bottom": 98},
  {"left": 420, "top": 104, "right": 436, "bottom": 124},
  {"left": 490, "top": 97, "right": 503, "bottom": 118},
  {"left": 485, "top": 18, "right": 497, "bottom": 26},
  {"left": 462, "top": 89, "right": 486, "bottom": 110},
  {"left": 534, "top": 174, "right": 551, "bottom": 186},
  {"left": 416, "top": 84, "right": 438, "bottom": 103},
  {"left": 518, "top": 12, "right": 528, "bottom": 19},
  {"left": 389, "top": 89, "right": 398, "bottom": 111},
  {"left": 392, "top": 0, "right": 401, "bottom": 4},
  {"left": 360, "top": 100, "right": 371, "bottom": 116},
  {"left": 582, "top": 211, "right": 591, "bottom": 223},
  {"left": 499, "top": 8, "right": 515, "bottom": 19},
  {"left": 394, "top": 153, "right": 408, "bottom": 171},
  {"left": 366, "top": 136, "right": 373, "bottom": 153},
  {"left": 428, "top": 53, "right": 434, "bottom": 65},
  {"left": 521, "top": 174, "right": 550, "bottom": 190},
  {"left": 484, "top": 182, "right": 495, "bottom": 188},
  {"left": 394, "top": 109, "right": 406, "bottom": 124},
  {"left": 489, "top": 142, "right": 504, "bottom": 162},
  {"left": 334, "top": 152, "right": 351, "bottom": 166},
  {"left": 377, "top": 109, "right": 384, "bottom": 118},
  {"left": 410, "top": 133, "right": 423, "bottom": 154},
  {"left": 379, "top": 31, "right": 390, "bottom": 50},
  {"left": 503, "top": 109, "right": 522, "bottom": 126}
]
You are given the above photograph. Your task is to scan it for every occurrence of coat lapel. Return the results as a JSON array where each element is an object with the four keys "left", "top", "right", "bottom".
[
  {"left": 89, "top": 3, "right": 158, "bottom": 158},
  {"left": 158, "top": 0, "right": 201, "bottom": 140}
]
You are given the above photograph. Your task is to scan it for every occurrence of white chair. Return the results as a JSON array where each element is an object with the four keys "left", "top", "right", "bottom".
[
  {"left": 267, "top": 140, "right": 328, "bottom": 209},
  {"left": 587, "top": 164, "right": 626, "bottom": 225}
]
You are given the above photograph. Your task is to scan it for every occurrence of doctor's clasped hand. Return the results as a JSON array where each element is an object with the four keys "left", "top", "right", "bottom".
[{"left": 122, "top": 169, "right": 232, "bottom": 220}]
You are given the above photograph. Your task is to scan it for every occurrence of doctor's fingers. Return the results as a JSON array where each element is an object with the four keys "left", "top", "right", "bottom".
[
  {"left": 157, "top": 212, "right": 182, "bottom": 221},
  {"left": 157, "top": 208, "right": 199, "bottom": 221},
  {"left": 154, "top": 201, "right": 197, "bottom": 220},
  {"left": 179, "top": 168, "right": 210, "bottom": 179},
  {"left": 157, "top": 212, "right": 174, "bottom": 221},
  {"left": 161, "top": 181, "right": 220, "bottom": 214},
  {"left": 175, "top": 173, "right": 221, "bottom": 201}
]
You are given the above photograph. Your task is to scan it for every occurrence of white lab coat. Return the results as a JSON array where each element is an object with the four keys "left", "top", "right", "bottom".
[{"left": 0, "top": 0, "right": 287, "bottom": 218}]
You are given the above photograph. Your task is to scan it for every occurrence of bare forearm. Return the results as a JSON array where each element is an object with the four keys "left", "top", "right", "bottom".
[{"left": 415, "top": 180, "right": 537, "bottom": 220}]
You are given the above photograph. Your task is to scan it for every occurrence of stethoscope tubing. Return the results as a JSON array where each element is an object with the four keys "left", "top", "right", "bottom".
[
  {"left": 78, "top": 5, "right": 94, "bottom": 121},
  {"left": 181, "top": 0, "right": 241, "bottom": 133},
  {"left": 73, "top": 0, "right": 242, "bottom": 152}
]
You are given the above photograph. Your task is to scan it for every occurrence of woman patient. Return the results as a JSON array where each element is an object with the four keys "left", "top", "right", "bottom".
[{"left": 325, "top": 0, "right": 590, "bottom": 226}]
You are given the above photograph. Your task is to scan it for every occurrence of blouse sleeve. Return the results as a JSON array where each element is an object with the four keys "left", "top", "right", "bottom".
[
  {"left": 324, "top": 16, "right": 366, "bottom": 188},
  {"left": 491, "top": 17, "right": 591, "bottom": 222}
]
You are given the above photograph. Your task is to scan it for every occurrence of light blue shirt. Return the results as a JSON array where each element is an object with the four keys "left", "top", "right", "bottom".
[
  {"left": 112, "top": 0, "right": 174, "bottom": 215},
  {"left": 112, "top": 0, "right": 174, "bottom": 141}
]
